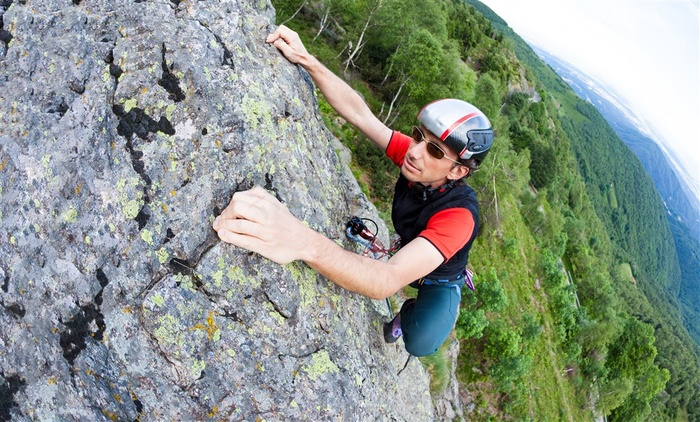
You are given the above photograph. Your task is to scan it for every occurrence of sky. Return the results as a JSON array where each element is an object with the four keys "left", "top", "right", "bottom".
[{"left": 479, "top": 0, "right": 700, "bottom": 196}]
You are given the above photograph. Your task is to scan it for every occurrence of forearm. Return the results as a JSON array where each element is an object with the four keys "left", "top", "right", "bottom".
[
  {"left": 213, "top": 188, "right": 442, "bottom": 299},
  {"left": 297, "top": 55, "right": 374, "bottom": 130},
  {"left": 300, "top": 229, "right": 406, "bottom": 300},
  {"left": 267, "top": 25, "right": 391, "bottom": 147}
]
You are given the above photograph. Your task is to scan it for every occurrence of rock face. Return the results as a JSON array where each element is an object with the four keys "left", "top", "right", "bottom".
[{"left": 0, "top": 0, "right": 433, "bottom": 420}]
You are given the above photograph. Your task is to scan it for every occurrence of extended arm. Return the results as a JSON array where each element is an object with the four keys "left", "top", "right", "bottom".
[
  {"left": 213, "top": 188, "right": 443, "bottom": 300},
  {"left": 266, "top": 25, "right": 393, "bottom": 150}
]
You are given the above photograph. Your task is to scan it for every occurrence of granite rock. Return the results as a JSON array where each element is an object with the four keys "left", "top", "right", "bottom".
[{"left": 0, "top": 0, "right": 433, "bottom": 420}]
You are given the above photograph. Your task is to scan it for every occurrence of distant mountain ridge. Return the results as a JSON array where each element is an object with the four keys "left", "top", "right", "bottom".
[{"left": 532, "top": 46, "right": 700, "bottom": 242}]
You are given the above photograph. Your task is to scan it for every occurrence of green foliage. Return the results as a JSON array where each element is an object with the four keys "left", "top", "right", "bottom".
[
  {"left": 483, "top": 319, "right": 532, "bottom": 396},
  {"left": 457, "top": 268, "right": 507, "bottom": 341},
  {"left": 598, "top": 377, "right": 634, "bottom": 416},
  {"left": 606, "top": 316, "right": 657, "bottom": 379},
  {"left": 456, "top": 307, "right": 487, "bottom": 340},
  {"left": 670, "top": 217, "right": 700, "bottom": 345},
  {"left": 471, "top": 72, "right": 501, "bottom": 119},
  {"left": 528, "top": 141, "right": 557, "bottom": 188},
  {"left": 520, "top": 191, "right": 567, "bottom": 256},
  {"left": 560, "top": 100, "right": 680, "bottom": 293},
  {"left": 418, "top": 339, "right": 454, "bottom": 394},
  {"left": 520, "top": 312, "right": 543, "bottom": 342},
  {"left": 389, "top": 29, "right": 445, "bottom": 102},
  {"left": 601, "top": 315, "right": 671, "bottom": 419},
  {"left": 609, "top": 363, "right": 670, "bottom": 422},
  {"left": 485, "top": 319, "right": 521, "bottom": 358},
  {"left": 475, "top": 267, "right": 508, "bottom": 312},
  {"left": 364, "top": 0, "right": 449, "bottom": 65}
]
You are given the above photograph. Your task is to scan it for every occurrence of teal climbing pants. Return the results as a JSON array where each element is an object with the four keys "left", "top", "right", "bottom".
[{"left": 401, "top": 282, "right": 463, "bottom": 357}]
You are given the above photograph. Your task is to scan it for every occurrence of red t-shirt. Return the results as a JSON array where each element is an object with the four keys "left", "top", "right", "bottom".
[{"left": 385, "top": 131, "right": 475, "bottom": 261}]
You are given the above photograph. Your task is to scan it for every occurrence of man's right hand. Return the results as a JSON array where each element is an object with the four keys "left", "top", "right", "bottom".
[
  {"left": 266, "top": 25, "right": 310, "bottom": 65},
  {"left": 213, "top": 187, "right": 311, "bottom": 265}
]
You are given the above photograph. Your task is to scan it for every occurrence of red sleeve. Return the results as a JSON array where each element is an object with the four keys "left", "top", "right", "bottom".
[
  {"left": 418, "top": 208, "right": 475, "bottom": 261},
  {"left": 385, "top": 130, "right": 411, "bottom": 167}
]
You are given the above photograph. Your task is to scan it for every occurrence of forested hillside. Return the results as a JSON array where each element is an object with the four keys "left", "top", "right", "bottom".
[
  {"left": 272, "top": 0, "right": 700, "bottom": 420},
  {"left": 529, "top": 46, "right": 700, "bottom": 347},
  {"left": 468, "top": 0, "right": 700, "bottom": 417}
]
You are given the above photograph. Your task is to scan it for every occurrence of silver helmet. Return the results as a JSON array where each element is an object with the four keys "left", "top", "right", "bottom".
[{"left": 417, "top": 99, "right": 494, "bottom": 164}]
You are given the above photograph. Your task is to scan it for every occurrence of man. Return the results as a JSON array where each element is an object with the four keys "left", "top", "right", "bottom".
[{"left": 213, "top": 25, "right": 494, "bottom": 357}]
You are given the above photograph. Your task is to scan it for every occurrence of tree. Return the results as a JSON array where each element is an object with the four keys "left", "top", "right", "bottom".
[
  {"left": 475, "top": 267, "right": 507, "bottom": 312},
  {"left": 520, "top": 312, "right": 542, "bottom": 342},
  {"left": 482, "top": 320, "right": 531, "bottom": 395},
  {"left": 484, "top": 319, "right": 521, "bottom": 359},
  {"left": 341, "top": 0, "right": 384, "bottom": 72},
  {"left": 577, "top": 319, "right": 619, "bottom": 356},
  {"left": 456, "top": 308, "right": 488, "bottom": 340},
  {"left": 606, "top": 316, "right": 657, "bottom": 379},
  {"left": 387, "top": 29, "right": 444, "bottom": 108},
  {"left": 520, "top": 190, "right": 567, "bottom": 256},
  {"left": 471, "top": 72, "right": 501, "bottom": 118},
  {"left": 598, "top": 377, "right": 634, "bottom": 416},
  {"left": 529, "top": 140, "right": 557, "bottom": 189}
]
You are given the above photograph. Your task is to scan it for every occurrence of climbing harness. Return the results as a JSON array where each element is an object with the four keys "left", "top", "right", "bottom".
[{"left": 414, "top": 267, "right": 475, "bottom": 291}]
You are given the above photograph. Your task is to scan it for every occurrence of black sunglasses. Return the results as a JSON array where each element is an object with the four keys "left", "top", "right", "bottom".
[{"left": 411, "top": 126, "right": 462, "bottom": 165}]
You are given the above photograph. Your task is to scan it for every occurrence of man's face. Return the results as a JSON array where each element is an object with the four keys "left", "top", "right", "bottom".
[{"left": 401, "top": 125, "right": 467, "bottom": 188}]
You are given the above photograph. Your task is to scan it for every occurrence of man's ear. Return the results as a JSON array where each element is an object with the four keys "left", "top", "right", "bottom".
[{"left": 447, "top": 164, "right": 470, "bottom": 180}]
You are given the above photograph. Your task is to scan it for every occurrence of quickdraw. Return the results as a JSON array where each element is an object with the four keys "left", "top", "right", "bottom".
[
  {"left": 345, "top": 216, "right": 400, "bottom": 317},
  {"left": 345, "top": 216, "right": 400, "bottom": 260}
]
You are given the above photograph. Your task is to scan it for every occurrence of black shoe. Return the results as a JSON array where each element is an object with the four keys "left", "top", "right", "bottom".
[
  {"left": 383, "top": 299, "right": 416, "bottom": 343},
  {"left": 383, "top": 315, "right": 402, "bottom": 343}
]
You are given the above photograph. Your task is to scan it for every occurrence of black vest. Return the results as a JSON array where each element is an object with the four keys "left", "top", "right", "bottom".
[{"left": 391, "top": 175, "right": 479, "bottom": 280}]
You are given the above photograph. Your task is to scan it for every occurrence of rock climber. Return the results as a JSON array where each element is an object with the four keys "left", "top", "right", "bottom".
[{"left": 213, "top": 25, "right": 494, "bottom": 357}]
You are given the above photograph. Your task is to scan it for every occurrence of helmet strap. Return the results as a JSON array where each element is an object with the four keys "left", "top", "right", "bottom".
[{"left": 409, "top": 180, "right": 456, "bottom": 202}]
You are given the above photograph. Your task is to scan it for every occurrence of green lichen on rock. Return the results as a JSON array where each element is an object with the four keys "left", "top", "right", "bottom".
[
  {"left": 156, "top": 248, "right": 168, "bottom": 264},
  {"left": 301, "top": 350, "right": 339, "bottom": 381},
  {"left": 140, "top": 229, "right": 154, "bottom": 245},
  {"left": 211, "top": 269, "right": 224, "bottom": 287},
  {"left": 150, "top": 293, "right": 165, "bottom": 307},
  {"left": 286, "top": 262, "right": 317, "bottom": 310},
  {"left": 123, "top": 98, "right": 138, "bottom": 113},
  {"left": 189, "top": 359, "right": 206, "bottom": 378},
  {"left": 63, "top": 207, "right": 78, "bottom": 223},
  {"left": 225, "top": 265, "right": 260, "bottom": 289},
  {"left": 153, "top": 314, "right": 182, "bottom": 347},
  {"left": 0, "top": 1, "right": 435, "bottom": 418},
  {"left": 268, "top": 310, "right": 285, "bottom": 326},
  {"left": 122, "top": 199, "right": 141, "bottom": 219},
  {"left": 116, "top": 178, "right": 145, "bottom": 220},
  {"left": 241, "top": 83, "right": 273, "bottom": 131}
]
